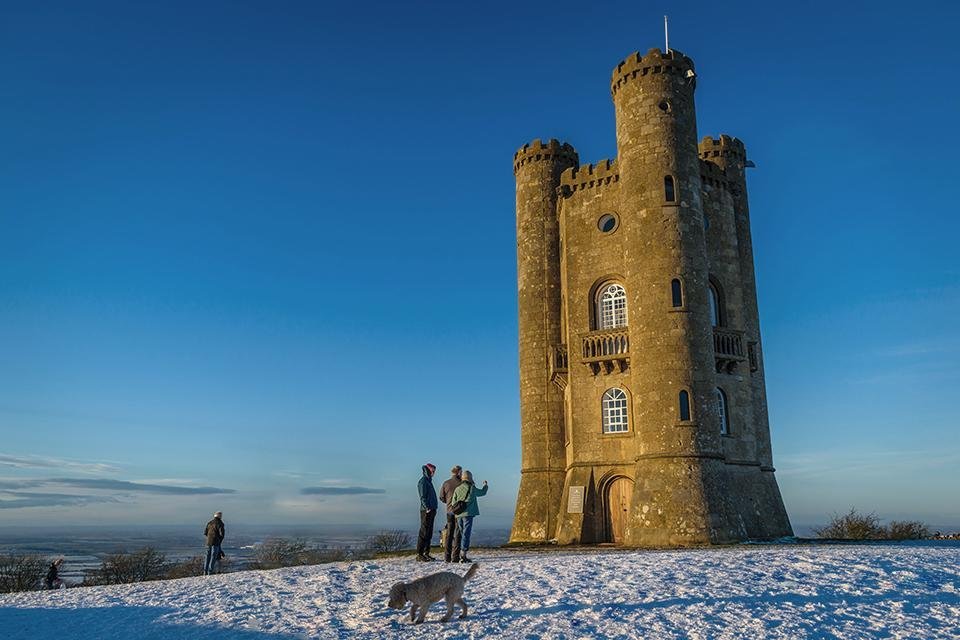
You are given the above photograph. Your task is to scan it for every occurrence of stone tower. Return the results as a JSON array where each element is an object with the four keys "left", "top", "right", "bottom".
[{"left": 510, "top": 47, "right": 792, "bottom": 547}]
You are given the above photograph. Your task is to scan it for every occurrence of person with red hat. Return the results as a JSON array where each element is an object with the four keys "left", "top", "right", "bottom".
[{"left": 416, "top": 463, "right": 438, "bottom": 561}]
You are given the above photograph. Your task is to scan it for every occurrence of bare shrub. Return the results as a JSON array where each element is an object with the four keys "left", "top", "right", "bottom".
[
  {"left": 0, "top": 554, "right": 47, "bottom": 593},
  {"left": 83, "top": 547, "right": 168, "bottom": 586},
  {"left": 250, "top": 538, "right": 347, "bottom": 570},
  {"left": 886, "top": 520, "right": 931, "bottom": 540},
  {"left": 164, "top": 554, "right": 234, "bottom": 579},
  {"left": 367, "top": 530, "right": 412, "bottom": 554},
  {"left": 164, "top": 555, "right": 205, "bottom": 579},
  {"left": 814, "top": 508, "right": 885, "bottom": 540}
]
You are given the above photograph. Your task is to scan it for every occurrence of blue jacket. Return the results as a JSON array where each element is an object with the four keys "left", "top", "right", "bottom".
[{"left": 417, "top": 466, "right": 438, "bottom": 511}]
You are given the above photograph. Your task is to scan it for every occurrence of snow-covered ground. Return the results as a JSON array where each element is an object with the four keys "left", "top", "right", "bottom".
[{"left": 1, "top": 544, "right": 958, "bottom": 639}]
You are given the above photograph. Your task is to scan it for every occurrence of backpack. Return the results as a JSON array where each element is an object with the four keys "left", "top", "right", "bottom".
[{"left": 451, "top": 484, "right": 472, "bottom": 516}]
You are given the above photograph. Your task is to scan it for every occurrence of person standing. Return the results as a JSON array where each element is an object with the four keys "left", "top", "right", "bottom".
[
  {"left": 203, "top": 511, "right": 225, "bottom": 575},
  {"left": 416, "top": 463, "right": 438, "bottom": 561},
  {"left": 44, "top": 558, "right": 64, "bottom": 589},
  {"left": 451, "top": 471, "right": 488, "bottom": 563},
  {"left": 438, "top": 465, "right": 463, "bottom": 562}
]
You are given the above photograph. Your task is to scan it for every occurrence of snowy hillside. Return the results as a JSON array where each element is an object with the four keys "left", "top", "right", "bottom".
[{"left": 1, "top": 544, "right": 958, "bottom": 639}]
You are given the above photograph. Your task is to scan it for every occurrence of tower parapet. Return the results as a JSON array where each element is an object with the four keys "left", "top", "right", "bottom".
[
  {"left": 514, "top": 138, "right": 578, "bottom": 174},
  {"left": 611, "top": 48, "right": 695, "bottom": 97},
  {"left": 699, "top": 135, "right": 746, "bottom": 167},
  {"left": 559, "top": 159, "right": 619, "bottom": 195}
]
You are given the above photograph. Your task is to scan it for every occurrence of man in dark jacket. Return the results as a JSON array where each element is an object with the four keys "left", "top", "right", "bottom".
[
  {"left": 203, "top": 511, "right": 225, "bottom": 575},
  {"left": 437, "top": 465, "right": 463, "bottom": 562},
  {"left": 416, "top": 463, "right": 438, "bottom": 561},
  {"left": 44, "top": 558, "right": 64, "bottom": 589}
]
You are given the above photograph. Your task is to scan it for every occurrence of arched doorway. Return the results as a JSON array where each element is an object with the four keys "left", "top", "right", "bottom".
[{"left": 603, "top": 476, "right": 633, "bottom": 544}]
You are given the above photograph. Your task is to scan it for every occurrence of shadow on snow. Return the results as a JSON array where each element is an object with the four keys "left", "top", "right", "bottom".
[{"left": 0, "top": 605, "right": 304, "bottom": 640}]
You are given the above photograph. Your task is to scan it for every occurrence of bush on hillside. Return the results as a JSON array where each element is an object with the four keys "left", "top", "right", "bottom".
[
  {"left": 0, "top": 553, "right": 48, "bottom": 593},
  {"left": 886, "top": 520, "right": 931, "bottom": 540},
  {"left": 249, "top": 538, "right": 348, "bottom": 570},
  {"left": 367, "top": 530, "right": 411, "bottom": 554},
  {"left": 814, "top": 508, "right": 886, "bottom": 539},
  {"left": 163, "top": 554, "right": 234, "bottom": 579},
  {"left": 814, "top": 508, "right": 931, "bottom": 540},
  {"left": 83, "top": 547, "right": 168, "bottom": 586}
]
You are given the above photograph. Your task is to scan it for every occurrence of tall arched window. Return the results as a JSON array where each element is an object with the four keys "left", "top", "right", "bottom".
[
  {"left": 716, "top": 387, "right": 730, "bottom": 435},
  {"left": 678, "top": 390, "right": 691, "bottom": 422},
  {"left": 708, "top": 283, "right": 721, "bottom": 327},
  {"left": 597, "top": 283, "right": 628, "bottom": 329},
  {"left": 602, "top": 388, "right": 629, "bottom": 433},
  {"left": 664, "top": 175, "right": 676, "bottom": 202},
  {"left": 671, "top": 278, "right": 684, "bottom": 308}
]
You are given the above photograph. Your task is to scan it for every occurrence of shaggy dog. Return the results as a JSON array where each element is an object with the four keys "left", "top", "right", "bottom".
[{"left": 387, "top": 562, "right": 479, "bottom": 624}]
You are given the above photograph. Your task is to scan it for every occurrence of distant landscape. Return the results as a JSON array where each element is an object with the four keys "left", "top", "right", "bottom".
[{"left": 0, "top": 524, "right": 511, "bottom": 584}]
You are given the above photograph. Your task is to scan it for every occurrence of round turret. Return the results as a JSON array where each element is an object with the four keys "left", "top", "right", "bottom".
[
  {"left": 511, "top": 137, "right": 577, "bottom": 544},
  {"left": 699, "top": 135, "right": 747, "bottom": 177}
]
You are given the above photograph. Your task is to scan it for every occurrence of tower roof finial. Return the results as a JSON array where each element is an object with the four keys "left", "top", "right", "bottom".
[{"left": 664, "top": 15, "right": 670, "bottom": 53}]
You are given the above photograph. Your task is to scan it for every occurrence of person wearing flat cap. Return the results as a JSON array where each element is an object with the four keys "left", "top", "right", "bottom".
[
  {"left": 416, "top": 463, "right": 438, "bottom": 561},
  {"left": 203, "top": 511, "right": 225, "bottom": 575}
]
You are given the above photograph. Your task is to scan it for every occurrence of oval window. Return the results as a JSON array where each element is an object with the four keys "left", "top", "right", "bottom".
[{"left": 598, "top": 214, "right": 618, "bottom": 233}]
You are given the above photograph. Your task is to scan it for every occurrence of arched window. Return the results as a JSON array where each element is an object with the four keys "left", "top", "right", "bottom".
[
  {"left": 597, "top": 283, "right": 628, "bottom": 329},
  {"left": 716, "top": 387, "right": 730, "bottom": 435},
  {"left": 671, "top": 278, "right": 683, "bottom": 308},
  {"left": 678, "top": 390, "right": 691, "bottom": 422},
  {"left": 664, "top": 175, "right": 676, "bottom": 202},
  {"left": 708, "top": 282, "right": 722, "bottom": 327},
  {"left": 602, "top": 388, "right": 629, "bottom": 433}
]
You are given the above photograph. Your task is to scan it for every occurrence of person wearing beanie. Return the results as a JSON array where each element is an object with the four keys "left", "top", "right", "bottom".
[
  {"left": 416, "top": 464, "right": 439, "bottom": 561},
  {"left": 438, "top": 465, "right": 463, "bottom": 562},
  {"left": 203, "top": 511, "right": 226, "bottom": 575},
  {"left": 450, "top": 470, "right": 488, "bottom": 563}
]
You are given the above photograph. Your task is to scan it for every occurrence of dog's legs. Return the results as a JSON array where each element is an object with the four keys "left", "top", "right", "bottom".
[
  {"left": 415, "top": 605, "right": 428, "bottom": 624},
  {"left": 441, "top": 591, "right": 455, "bottom": 622},
  {"left": 457, "top": 597, "right": 468, "bottom": 619},
  {"left": 409, "top": 604, "right": 417, "bottom": 623}
]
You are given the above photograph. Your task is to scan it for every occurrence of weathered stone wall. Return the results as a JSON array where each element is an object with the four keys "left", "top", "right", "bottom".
[
  {"left": 510, "top": 139, "right": 578, "bottom": 543},
  {"left": 700, "top": 135, "right": 792, "bottom": 538}
]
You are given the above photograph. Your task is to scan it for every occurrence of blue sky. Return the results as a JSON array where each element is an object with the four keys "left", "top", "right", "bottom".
[{"left": 1, "top": 0, "right": 958, "bottom": 533}]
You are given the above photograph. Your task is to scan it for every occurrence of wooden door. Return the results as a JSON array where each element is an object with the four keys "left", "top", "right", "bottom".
[{"left": 607, "top": 477, "right": 633, "bottom": 544}]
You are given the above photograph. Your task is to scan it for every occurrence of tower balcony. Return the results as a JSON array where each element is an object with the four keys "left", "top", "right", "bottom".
[
  {"left": 581, "top": 328, "right": 630, "bottom": 375},
  {"left": 713, "top": 327, "right": 747, "bottom": 373},
  {"left": 550, "top": 344, "right": 569, "bottom": 390}
]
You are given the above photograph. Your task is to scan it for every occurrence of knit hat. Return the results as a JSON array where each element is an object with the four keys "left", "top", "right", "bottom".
[
  {"left": 214, "top": 511, "right": 222, "bottom": 517},
  {"left": 425, "top": 463, "right": 436, "bottom": 473}
]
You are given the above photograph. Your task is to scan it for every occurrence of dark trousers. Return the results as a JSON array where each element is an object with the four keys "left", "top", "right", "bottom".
[
  {"left": 443, "top": 512, "right": 457, "bottom": 560},
  {"left": 417, "top": 509, "right": 436, "bottom": 556}
]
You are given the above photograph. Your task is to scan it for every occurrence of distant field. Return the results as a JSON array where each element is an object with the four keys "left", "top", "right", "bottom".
[{"left": 0, "top": 525, "right": 511, "bottom": 581}]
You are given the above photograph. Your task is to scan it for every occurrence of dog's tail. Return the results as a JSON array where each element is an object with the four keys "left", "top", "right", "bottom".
[{"left": 462, "top": 562, "right": 479, "bottom": 582}]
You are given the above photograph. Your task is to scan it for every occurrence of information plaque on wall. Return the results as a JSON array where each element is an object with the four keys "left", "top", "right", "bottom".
[{"left": 567, "top": 486, "right": 584, "bottom": 513}]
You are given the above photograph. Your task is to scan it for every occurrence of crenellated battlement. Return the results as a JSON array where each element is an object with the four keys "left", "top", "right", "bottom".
[
  {"left": 699, "top": 135, "right": 746, "bottom": 163},
  {"left": 514, "top": 138, "right": 578, "bottom": 174},
  {"left": 559, "top": 158, "right": 619, "bottom": 196},
  {"left": 610, "top": 48, "right": 695, "bottom": 97},
  {"left": 699, "top": 159, "right": 733, "bottom": 193}
]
